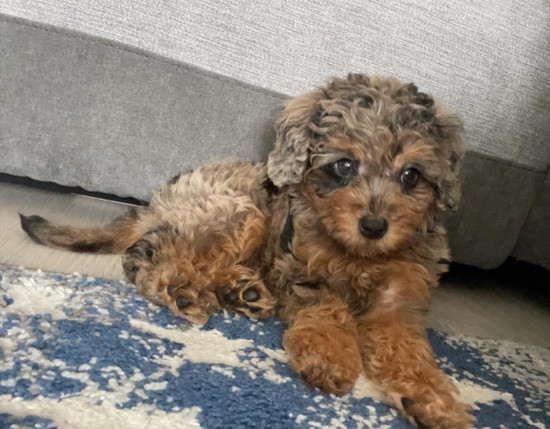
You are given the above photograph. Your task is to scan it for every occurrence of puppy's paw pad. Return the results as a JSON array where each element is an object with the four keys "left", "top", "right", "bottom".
[
  {"left": 243, "top": 289, "right": 260, "bottom": 302},
  {"left": 126, "top": 239, "right": 155, "bottom": 260},
  {"left": 217, "top": 279, "right": 275, "bottom": 319},
  {"left": 176, "top": 296, "right": 191, "bottom": 309},
  {"left": 222, "top": 291, "right": 239, "bottom": 305},
  {"left": 402, "top": 397, "right": 415, "bottom": 411},
  {"left": 163, "top": 283, "right": 214, "bottom": 325},
  {"left": 166, "top": 284, "right": 175, "bottom": 296}
]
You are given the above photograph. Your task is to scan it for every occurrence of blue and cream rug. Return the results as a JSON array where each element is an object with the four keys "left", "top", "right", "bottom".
[{"left": 0, "top": 264, "right": 549, "bottom": 429}]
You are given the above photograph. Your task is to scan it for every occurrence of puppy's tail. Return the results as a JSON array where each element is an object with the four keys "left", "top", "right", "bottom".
[{"left": 19, "top": 209, "right": 140, "bottom": 254}]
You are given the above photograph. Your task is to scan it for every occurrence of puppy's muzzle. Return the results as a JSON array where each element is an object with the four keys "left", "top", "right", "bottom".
[{"left": 359, "top": 216, "right": 388, "bottom": 240}]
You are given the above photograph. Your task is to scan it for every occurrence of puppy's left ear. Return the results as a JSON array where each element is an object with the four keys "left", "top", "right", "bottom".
[
  {"left": 267, "top": 91, "right": 325, "bottom": 187},
  {"left": 433, "top": 103, "right": 466, "bottom": 212}
]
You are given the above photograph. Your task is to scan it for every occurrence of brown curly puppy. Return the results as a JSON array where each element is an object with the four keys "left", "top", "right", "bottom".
[
  {"left": 19, "top": 161, "right": 277, "bottom": 324},
  {"left": 20, "top": 74, "right": 472, "bottom": 428},
  {"left": 265, "top": 74, "right": 471, "bottom": 429}
]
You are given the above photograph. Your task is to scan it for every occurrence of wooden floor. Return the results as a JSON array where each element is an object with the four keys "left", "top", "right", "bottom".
[{"left": 1, "top": 182, "right": 549, "bottom": 347}]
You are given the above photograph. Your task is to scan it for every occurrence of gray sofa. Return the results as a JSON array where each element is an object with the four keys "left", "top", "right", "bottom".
[{"left": 1, "top": 1, "right": 549, "bottom": 270}]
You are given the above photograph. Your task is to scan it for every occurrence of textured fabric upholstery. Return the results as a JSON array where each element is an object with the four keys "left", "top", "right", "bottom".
[
  {"left": 447, "top": 156, "right": 545, "bottom": 269},
  {"left": 1, "top": 16, "right": 284, "bottom": 201},
  {"left": 513, "top": 172, "right": 550, "bottom": 270},
  {"left": 2, "top": 0, "right": 550, "bottom": 171}
]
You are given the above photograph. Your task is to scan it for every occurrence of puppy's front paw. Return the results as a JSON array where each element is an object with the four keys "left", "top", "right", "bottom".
[
  {"left": 284, "top": 321, "right": 362, "bottom": 395},
  {"left": 163, "top": 281, "right": 217, "bottom": 324},
  {"left": 216, "top": 277, "right": 276, "bottom": 319},
  {"left": 401, "top": 394, "right": 473, "bottom": 429}
]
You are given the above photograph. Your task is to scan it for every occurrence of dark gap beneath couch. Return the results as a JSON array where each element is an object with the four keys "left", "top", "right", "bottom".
[
  {"left": 443, "top": 259, "right": 550, "bottom": 310},
  {"left": 0, "top": 173, "right": 147, "bottom": 207}
]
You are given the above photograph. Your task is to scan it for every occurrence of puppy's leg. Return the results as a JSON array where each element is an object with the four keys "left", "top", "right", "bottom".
[
  {"left": 207, "top": 207, "right": 275, "bottom": 319},
  {"left": 357, "top": 263, "right": 473, "bottom": 429},
  {"left": 215, "top": 265, "right": 275, "bottom": 319},
  {"left": 281, "top": 288, "right": 363, "bottom": 395}
]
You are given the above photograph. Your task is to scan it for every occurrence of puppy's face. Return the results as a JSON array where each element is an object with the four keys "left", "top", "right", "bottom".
[
  {"left": 268, "top": 74, "right": 465, "bottom": 257},
  {"left": 301, "top": 132, "right": 442, "bottom": 256}
]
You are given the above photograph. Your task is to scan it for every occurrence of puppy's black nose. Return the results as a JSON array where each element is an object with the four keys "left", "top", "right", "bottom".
[{"left": 359, "top": 216, "right": 388, "bottom": 239}]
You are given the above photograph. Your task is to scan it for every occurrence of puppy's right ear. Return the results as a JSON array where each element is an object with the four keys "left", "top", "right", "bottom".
[{"left": 267, "top": 91, "right": 324, "bottom": 187}]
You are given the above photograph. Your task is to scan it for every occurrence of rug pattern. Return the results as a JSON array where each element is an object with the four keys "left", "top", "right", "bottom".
[{"left": 0, "top": 264, "right": 549, "bottom": 429}]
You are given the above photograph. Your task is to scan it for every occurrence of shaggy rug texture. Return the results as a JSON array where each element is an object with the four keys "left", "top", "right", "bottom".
[{"left": 0, "top": 264, "right": 549, "bottom": 429}]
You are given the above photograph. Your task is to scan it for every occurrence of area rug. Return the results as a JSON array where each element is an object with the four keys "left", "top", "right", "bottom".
[{"left": 0, "top": 264, "right": 549, "bottom": 429}]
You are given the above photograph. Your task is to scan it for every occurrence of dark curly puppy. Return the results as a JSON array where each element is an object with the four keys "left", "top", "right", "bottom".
[{"left": 21, "top": 74, "right": 472, "bottom": 428}]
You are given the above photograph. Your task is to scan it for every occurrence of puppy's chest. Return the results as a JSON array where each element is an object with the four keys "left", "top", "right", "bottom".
[
  {"left": 272, "top": 197, "right": 388, "bottom": 306},
  {"left": 293, "top": 239, "right": 384, "bottom": 305},
  {"left": 325, "top": 270, "right": 383, "bottom": 313}
]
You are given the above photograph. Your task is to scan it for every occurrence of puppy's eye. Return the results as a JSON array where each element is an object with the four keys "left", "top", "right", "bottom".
[
  {"left": 333, "top": 159, "right": 355, "bottom": 177},
  {"left": 321, "top": 158, "right": 357, "bottom": 187},
  {"left": 400, "top": 168, "right": 420, "bottom": 190}
]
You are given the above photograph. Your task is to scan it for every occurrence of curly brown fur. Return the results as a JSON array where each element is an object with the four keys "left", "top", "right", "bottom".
[
  {"left": 283, "top": 288, "right": 363, "bottom": 394},
  {"left": 21, "top": 74, "right": 471, "bottom": 428}
]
